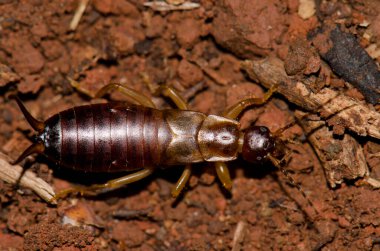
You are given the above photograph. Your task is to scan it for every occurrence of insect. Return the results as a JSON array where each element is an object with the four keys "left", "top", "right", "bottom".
[{"left": 11, "top": 83, "right": 293, "bottom": 200}]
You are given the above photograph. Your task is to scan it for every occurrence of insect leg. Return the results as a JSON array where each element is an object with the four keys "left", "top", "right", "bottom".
[
  {"left": 215, "top": 162, "right": 233, "bottom": 191},
  {"left": 155, "top": 85, "right": 188, "bottom": 109},
  {"left": 171, "top": 164, "right": 192, "bottom": 198},
  {"left": 153, "top": 85, "right": 193, "bottom": 197},
  {"left": 267, "top": 154, "right": 319, "bottom": 216},
  {"left": 51, "top": 168, "right": 154, "bottom": 201},
  {"left": 223, "top": 85, "right": 277, "bottom": 119},
  {"left": 95, "top": 83, "right": 156, "bottom": 108},
  {"left": 215, "top": 86, "right": 276, "bottom": 191}
]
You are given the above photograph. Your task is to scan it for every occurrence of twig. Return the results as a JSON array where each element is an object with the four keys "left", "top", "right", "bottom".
[
  {"left": 0, "top": 152, "right": 56, "bottom": 204},
  {"left": 241, "top": 57, "right": 380, "bottom": 140},
  {"left": 193, "top": 59, "right": 229, "bottom": 86},
  {"left": 69, "top": 0, "right": 90, "bottom": 31},
  {"left": 144, "top": 1, "right": 200, "bottom": 11},
  {"left": 231, "top": 221, "right": 246, "bottom": 251}
]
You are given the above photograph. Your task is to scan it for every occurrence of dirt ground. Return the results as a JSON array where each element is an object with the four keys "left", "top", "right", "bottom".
[{"left": 0, "top": 0, "right": 380, "bottom": 250}]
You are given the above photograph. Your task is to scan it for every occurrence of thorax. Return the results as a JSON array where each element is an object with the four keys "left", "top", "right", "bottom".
[{"left": 160, "top": 110, "right": 240, "bottom": 165}]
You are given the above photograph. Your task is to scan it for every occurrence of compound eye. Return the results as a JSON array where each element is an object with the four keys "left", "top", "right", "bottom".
[{"left": 262, "top": 140, "right": 272, "bottom": 150}]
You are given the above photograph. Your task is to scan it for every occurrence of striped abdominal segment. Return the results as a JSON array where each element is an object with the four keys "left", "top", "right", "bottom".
[{"left": 42, "top": 104, "right": 171, "bottom": 172}]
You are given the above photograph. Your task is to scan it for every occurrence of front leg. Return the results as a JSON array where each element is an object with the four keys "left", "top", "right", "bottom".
[{"left": 223, "top": 85, "right": 277, "bottom": 119}]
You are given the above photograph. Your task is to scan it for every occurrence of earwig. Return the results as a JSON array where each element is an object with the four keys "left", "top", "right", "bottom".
[{"left": 11, "top": 83, "right": 300, "bottom": 201}]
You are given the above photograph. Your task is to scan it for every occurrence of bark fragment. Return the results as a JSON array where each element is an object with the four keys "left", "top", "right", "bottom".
[
  {"left": 242, "top": 57, "right": 380, "bottom": 140},
  {"left": 310, "top": 24, "right": 380, "bottom": 104},
  {"left": 295, "top": 111, "right": 368, "bottom": 187}
]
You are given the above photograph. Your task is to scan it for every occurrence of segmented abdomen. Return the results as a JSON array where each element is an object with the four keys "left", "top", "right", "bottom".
[{"left": 43, "top": 103, "right": 171, "bottom": 172}]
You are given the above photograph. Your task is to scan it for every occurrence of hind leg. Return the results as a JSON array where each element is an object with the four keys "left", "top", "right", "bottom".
[
  {"left": 155, "top": 85, "right": 188, "bottom": 110},
  {"left": 51, "top": 168, "right": 154, "bottom": 201},
  {"left": 95, "top": 83, "right": 156, "bottom": 108}
]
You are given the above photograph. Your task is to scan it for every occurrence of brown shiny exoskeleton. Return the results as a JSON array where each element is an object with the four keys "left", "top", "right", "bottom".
[{"left": 11, "top": 83, "right": 290, "bottom": 200}]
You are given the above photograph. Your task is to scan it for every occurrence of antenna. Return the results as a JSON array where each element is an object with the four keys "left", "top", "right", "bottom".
[{"left": 268, "top": 154, "right": 320, "bottom": 219}]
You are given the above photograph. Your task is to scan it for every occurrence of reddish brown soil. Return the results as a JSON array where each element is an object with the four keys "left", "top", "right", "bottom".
[{"left": 0, "top": 0, "right": 379, "bottom": 250}]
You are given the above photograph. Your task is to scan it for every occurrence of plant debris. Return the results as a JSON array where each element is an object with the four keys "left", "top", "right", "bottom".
[
  {"left": 242, "top": 57, "right": 380, "bottom": 139},
  {"left": 0, "top": 152, "right": 56, "bottom": 203},
  {"left": 310, "top": 24, "right": 380, "bottom": 104},
  {"left": 295, "top": 111, "right": 369, "bottom": 187},
  {"left": 143, "top": 1, "right": 200, "bottom": 11}
]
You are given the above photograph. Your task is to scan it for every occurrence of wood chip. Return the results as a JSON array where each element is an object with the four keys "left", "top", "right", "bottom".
[
  {"left": 241, "top": 57, "right": 380, "bottom": 140},
  {"left": 0, "top": 152, "right": 56, "bottom": 204},
  {"left": 295, "top": 111, "right": 369, "bottom": 187},
  {"left": 144, "top": 1, "right": 200, "bottom": 11}
]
